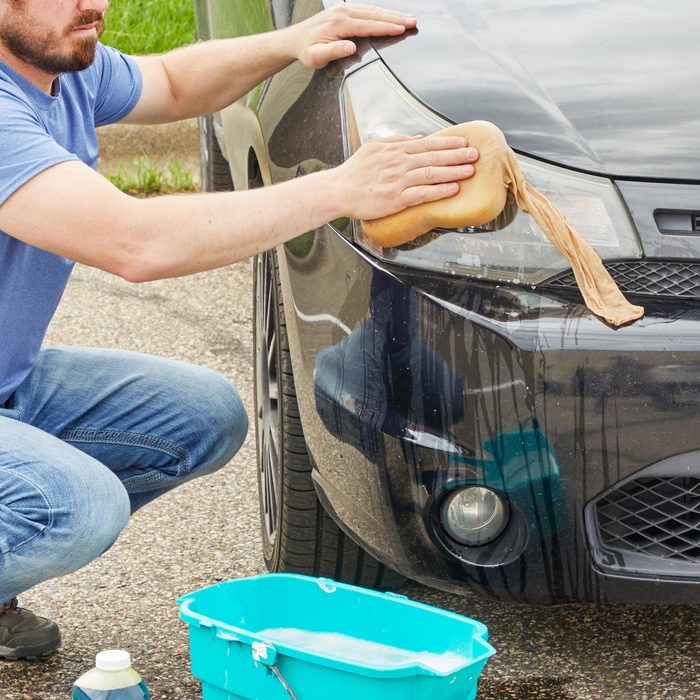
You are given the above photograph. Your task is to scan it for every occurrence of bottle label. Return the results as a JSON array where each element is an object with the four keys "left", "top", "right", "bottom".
[{"left": 71, "top": 681, "right": 151, "bottom": 700}]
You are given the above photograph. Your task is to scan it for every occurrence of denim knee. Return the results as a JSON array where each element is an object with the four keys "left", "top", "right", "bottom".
[
  {"left": 42, "top": 462, "right": 131, "bottom": 576},
  {"left": 0, "top": 452, "right": 131, "bottom": 600},
  {"left": 193, "top": 369, "right": 248, "bottom": 476}
]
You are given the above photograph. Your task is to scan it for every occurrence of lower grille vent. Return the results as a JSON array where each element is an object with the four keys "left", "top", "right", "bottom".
[
  {"left": 596, "top": 477, "right": 700, "bottom": 562},
  {"left": 545, "top": 260, "right": 700, "bottom": 299}
]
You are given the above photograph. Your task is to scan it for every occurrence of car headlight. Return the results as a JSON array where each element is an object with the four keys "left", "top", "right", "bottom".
[{"left": 341, "top": 61, "right": 642, "bottom": 285}]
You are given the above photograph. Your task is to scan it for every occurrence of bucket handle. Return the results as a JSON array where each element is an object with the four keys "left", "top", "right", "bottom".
[
  {"left": 251, "top": 641, "right": 299, "bottom": 700},
  {"left": 270, "top": 664, "right": 300, "bottom": 700}
]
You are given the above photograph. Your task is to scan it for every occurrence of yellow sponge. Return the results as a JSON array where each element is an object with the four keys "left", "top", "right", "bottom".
[{"left": 362, "top": 121, "right": 509, "bottom": 246}]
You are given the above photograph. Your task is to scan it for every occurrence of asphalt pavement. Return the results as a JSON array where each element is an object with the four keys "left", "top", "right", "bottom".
[{"left": 2, "top": 186, "right": 699, "bottom": 700}]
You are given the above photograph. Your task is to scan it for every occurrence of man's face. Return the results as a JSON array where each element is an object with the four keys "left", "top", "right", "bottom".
[{"left": 0, "top": 0, "right": 108, "bottom": 75}]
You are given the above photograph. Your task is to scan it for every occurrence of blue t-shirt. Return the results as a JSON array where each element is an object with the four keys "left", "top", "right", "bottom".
[{"left": 0, "top": 43, "right": 143, "bottom": 404}]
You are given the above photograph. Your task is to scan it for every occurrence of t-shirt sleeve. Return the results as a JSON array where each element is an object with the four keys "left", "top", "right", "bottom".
[
  {"left": 93, "top": 43, "right": 143, "bottom": 127},
  {"left": 0, "top": 97, "right": 78, "bottom": 208}
]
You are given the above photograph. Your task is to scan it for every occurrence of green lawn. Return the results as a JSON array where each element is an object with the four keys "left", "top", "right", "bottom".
[{"left": 102, "top": 0, "right": 196, "bottom": 55}]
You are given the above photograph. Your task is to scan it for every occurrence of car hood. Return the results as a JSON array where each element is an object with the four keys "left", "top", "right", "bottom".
[{"left": 365, "top": 0, "right": 700, "bottom": 181}]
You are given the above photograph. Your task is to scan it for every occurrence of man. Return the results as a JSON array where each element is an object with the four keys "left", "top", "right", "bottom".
[{"left": 0, "top": 0, "right": 479, "bottom": 660}]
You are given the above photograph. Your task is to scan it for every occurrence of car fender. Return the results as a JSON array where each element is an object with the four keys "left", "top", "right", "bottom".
[{"left": 219, "top": 100, "right": 272, "bottom": 191}]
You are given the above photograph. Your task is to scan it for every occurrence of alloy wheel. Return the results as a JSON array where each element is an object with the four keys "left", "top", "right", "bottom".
[{"left": 255, "top": 252, "right": 281, "bottom": 548}]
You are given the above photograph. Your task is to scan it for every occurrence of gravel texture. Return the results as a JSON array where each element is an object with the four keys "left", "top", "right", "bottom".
[{"left": 2, "top": 124, "right": 699, "bottom": 700}]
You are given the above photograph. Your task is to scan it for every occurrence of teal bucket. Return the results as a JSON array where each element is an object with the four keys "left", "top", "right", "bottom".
[{"left": 177, "top": 574, "right": 495, "bottom": 700}]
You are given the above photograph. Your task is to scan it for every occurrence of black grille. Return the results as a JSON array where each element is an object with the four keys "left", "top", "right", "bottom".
[
  {"left": 544, "top": 260, "right": 700, "bottom": 299},
  {"left": 596, "top": 477, "right": 700, "bottom": 562}
]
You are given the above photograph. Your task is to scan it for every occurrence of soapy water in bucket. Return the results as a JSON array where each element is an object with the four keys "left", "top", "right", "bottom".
[{"left": 256, "top": 628, "right": 467, "bottom": 674}]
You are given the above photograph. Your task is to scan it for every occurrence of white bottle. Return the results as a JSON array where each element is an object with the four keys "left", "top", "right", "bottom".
[{"left": 71, "top": 650, "right": 150, "bottom": 700}]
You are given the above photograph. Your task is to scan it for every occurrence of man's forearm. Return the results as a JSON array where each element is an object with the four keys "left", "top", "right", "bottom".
[
  {"left": 122, "top": 169, "right": 343, "bottom": 281},
  {"left": 133, "top": 30, "right": 298, "bottom": 123},
  {"left": 0, "top": 161, "right": 346, "bottom": 283}
]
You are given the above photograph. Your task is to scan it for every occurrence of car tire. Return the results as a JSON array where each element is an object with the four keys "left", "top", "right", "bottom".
[
  {"left": 198, "top": 114, "right": 234, "bottom": 192},
  {"left": 254, "top": 249, "right": 402, "bottom": 589}
]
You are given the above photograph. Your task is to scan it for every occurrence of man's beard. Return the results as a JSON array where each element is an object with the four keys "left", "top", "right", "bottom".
[{"left": 0, "top": 11, "right": 105, "bottom": 74}]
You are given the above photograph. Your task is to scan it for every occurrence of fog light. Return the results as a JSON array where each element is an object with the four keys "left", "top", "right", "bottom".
[{"left": 441, "top": 487, "right": 508, "bottom": 546}]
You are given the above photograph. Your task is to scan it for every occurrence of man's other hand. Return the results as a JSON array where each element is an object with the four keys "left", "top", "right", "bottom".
[{"left": 291, "top": 3, "right": 417, "bottom": 70}]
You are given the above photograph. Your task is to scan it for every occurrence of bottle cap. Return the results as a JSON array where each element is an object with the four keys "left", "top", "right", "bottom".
[{"left": 95, "top": 649, "right": 132, "bottom": 671}]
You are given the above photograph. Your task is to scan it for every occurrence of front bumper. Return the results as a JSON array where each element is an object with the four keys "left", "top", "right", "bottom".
[{"left": 281, "top": 228, "right": 700, "bottom": 604}]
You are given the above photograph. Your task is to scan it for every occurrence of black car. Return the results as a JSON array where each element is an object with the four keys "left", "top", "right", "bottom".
[{"left": 194, "top": 0, "right": 700, "bottom": 603}]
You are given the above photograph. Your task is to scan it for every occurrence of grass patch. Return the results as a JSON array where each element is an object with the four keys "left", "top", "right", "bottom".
[
  {"left": 102, "top": 0, "right": 195, "bottom": 55},
  {"left": 100, "top": 2, "right": 198, "bottom": 194},
  {"left": 103, "top": 156, "right": 196, "bottom": 195}
]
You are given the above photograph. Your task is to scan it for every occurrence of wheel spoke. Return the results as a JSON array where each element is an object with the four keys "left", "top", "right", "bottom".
[
  {"left": 265, "top": 448, "right": 276, "bottom": 538},
  {"left": 267, "top": 444, "right": 278, "bottom": 529},
  {"left": 268, "top": 339, "right": 278, "bottom": 404}
]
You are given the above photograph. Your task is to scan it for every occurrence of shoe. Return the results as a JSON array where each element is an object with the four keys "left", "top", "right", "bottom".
[{"left": 0, "top": 598, "right": 61, "bottom": 660}]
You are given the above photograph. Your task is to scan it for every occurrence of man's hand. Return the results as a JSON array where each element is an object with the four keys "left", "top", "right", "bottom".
[
  {"left": 290, "top": 3, "right": 417, "bottom": 70},
  {"left": 333, "top": 135, "right": 480, "bottom": 220}
]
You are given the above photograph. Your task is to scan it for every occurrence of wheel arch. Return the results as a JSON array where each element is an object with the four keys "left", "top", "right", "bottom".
[{"left": 219, "top": 102, "right": 272, "bottom": 191}]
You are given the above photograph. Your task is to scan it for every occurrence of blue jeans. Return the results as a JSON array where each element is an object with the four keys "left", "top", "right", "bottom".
[{"left": 0, "top": 347, "right": 248, "bottom": 602}]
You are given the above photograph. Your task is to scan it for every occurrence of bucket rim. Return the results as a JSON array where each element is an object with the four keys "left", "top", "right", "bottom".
[
  {"left": 177, "top": 573, "right": 496, "bottom": 678},
  {"left": 178, "top": 573, "right": 490, "bottom": 634}
]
